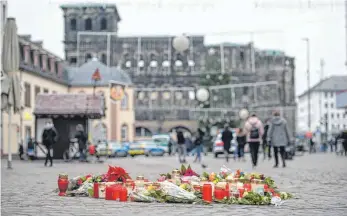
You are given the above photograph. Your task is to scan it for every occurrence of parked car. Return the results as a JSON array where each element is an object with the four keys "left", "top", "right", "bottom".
[
  {"left": 144, "top": 140, "right": 166, "bottom": 157},
  {"left": 128, "top": 141, "right": 147, "bottom": 157},
  {"left": 213, "top": 130, "right": 237, "bottom": 158},
  {"left": 152, "top": 134, "right": 170, "bottom": 153},
  {"left": 96, "top": 141, "right": 129, "bottom": 157}
]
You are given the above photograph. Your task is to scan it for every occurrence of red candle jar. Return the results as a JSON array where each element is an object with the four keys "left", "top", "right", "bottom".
[
  {"left": 94, "top": 182, "right": 99, "bottom": 198},
  {"left": 105, "top": 186, "right": 113, "bottom": 200},
  {"left": 214, "top": 187, "right": 224, "bottom": 201},
  {"left": 202, "top": 184, "right": 212, "bottom": 203},
  {"left": 238, "top": 188, "right": 245, "bottom": 198},
  {"left": 112, "top": 186, "right": 121, "bottom": 201},
  {"left": 224, "top": 183, "right": 230, "bottom": 198},
  {"left": 244, "top": 183, "right": 252, "bottom": 192},
  {"left": 119, "top": 187, "right": 128, "bottom": 202},
  {"left": 58, "top": 174, "right": 69, "bottom": 196}
]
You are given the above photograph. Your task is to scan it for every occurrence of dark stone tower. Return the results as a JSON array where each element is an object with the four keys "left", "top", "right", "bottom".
[{"left": 61, "top": 3, "right": 121, "bottom": 65}]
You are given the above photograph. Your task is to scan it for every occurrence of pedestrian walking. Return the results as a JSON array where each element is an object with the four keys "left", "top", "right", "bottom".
[
  {"left": 42, "top": 121, "right": 57, "bottom": 167},
  {"left": 192, "top": 131, "right": 207, "bottom": 168},
  {"left": 267, "top": 111, "right": 291, "bottom": 168},
  {"left": 236, "top": 128, "right": 247, "bottom": 161},
  {"left": 262, "top": 119, "right": 272, "bottom": 160},
  {"left": 176, "top": 130, "right": 186, "bottom": 163},
  {"left": 75, "top": 124, "right": 88, "bottom": 162},
  {"left": 18, "top": 142, "right": 24, "bottom": 160},
  {"left": 221, "top": 125, "right": 234, "bottom": 162},
  {"left": 27, "top": 137, "right": 36, "bottom": 160},
  {"left": 309, "top": 135, "right": 316, "bottom": 153},
  {"left": 339, "top": 130, "right": 347, "bottom": 156},
  {"left": 244, "top": 114, "right": 264, "bottom": 168}
]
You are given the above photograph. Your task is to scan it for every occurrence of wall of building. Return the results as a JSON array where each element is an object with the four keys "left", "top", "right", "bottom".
[
  {"left": 1, "top": 71, "right": 68, "bottom": 154},
  {"left": 297, "top": 91, "right": 347, "bottom": 134}
]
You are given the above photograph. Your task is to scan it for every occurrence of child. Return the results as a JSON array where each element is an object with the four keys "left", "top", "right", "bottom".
[{"left": 236, "top": 128, "right": 247, "bottom": 161}]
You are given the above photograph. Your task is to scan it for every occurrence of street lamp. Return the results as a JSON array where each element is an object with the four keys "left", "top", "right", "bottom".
[
  {"left": 172, "top": 35, "right": 190, "bottom": 52},
  {"left": 302, "top": 37, "right": 311, "bottom": 132}
]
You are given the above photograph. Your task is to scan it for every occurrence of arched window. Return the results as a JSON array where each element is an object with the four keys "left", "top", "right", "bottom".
[
  {"left": 70, "top": 19, "right": 77, "bottom": 30},
  {"left": 100, "top": 18, "right": 107, "bottom": 30},
  {"left": 121, "top": 93, "right": 128, "bottom": 109},
  {"left": 101, "top": 53, "right": 107, "bottom": 64},
  {"left": 121, "top": 124, "right": 128, "bottom": 141},
  {"left": 85, "top": 18, "right": 92, "bottom": 30}
]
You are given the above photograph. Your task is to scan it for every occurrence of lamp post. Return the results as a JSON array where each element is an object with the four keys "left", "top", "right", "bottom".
[{"left": 302, "top": 38, "right": 311, "bottom": 132}]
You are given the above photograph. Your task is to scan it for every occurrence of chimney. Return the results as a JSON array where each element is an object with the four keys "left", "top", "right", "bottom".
[{"left": 19, "top": 34, "right": 32, "bottom": 41}]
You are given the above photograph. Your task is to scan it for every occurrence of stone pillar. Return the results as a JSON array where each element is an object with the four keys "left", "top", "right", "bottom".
[
  {"left": 42, "top": 53, "right": 47, "bottom": 71},
  {"left": 33, "top": 49, "right": 39, "bottom": 67},
  {"left": 57, "top": 61, "right": 64, "bottom": 78},
  {"left": 23, "top": 45, "right": 30, "bottom": 64},
  {"left": 50, "top": 57, "right": 55, "bottom": 74}
]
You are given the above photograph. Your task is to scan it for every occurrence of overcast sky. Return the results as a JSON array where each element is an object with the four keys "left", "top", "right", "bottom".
[{"left": 6, "top": 0, "right": 347, "bottom": 95}]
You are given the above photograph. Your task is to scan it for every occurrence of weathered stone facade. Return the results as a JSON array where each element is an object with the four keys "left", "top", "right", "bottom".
[{"left": 61, "top": 3, "right": 296, "bottom": 135}]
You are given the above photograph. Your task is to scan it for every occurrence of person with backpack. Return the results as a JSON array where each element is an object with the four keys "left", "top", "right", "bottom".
[
  {"left": 42, "top": 121, "right": 57, "bottom": 167},
  {"left": 267, "top": 111, "right": 292, "bottom": 168},
  {"left": 244, "top": 114, "right": 264, "bottom": 168},
  {"left": 221, "top": 125, "right": 234, "bottom": 162},
  {"left": 176, "top": 130, "right": 186, "bottom": 163},
  {"left": 75, "top": 124, "right": 88, "bottom": 162}
]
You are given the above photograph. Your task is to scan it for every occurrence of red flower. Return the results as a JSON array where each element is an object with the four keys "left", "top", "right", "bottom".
[
  {"left": 106, "top": 166, "right": 131, "bottom": 182},
  {"left": 77, "top": 179, "right": 83, "bottom": 186}
]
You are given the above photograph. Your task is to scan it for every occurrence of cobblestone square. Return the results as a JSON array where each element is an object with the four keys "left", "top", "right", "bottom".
[{"left": 1, "top": 154, "right": 347, "bottom": 216}]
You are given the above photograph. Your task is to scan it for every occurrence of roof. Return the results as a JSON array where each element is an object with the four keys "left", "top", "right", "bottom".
[
  {"left": 34, "top": 94, "right": 105, "bottom": 118},
  {"left": 299, "top": 75, "right": 347, "bottom": 98},
  {"left": 67, "top": 58, "right": 132, "bottom": 86},
  {"left": 60, "top": 3, "right": 121, "bottom": 21}
]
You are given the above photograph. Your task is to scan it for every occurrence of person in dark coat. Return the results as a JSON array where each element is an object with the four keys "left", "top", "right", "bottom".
[
  {"left": 42, "top": 121, "right": 57, "bottom": 166},
  {"left": 262, "top": 119, "right": 272, "bottom": 160},
  {"left": 221, "top": 125, "right": 233, "bottom": 162},
  {"left": 339, "top": 130, "right": 347, "bottom": 156},
  {"left": 176, "top": 130, "right": 186, "bottom": 163},
  {"left": 75, "top": 124, "right": 88, "bottom": 162},
  {"left": 18, "top": 143, "right": 24, "bottom": 160}
]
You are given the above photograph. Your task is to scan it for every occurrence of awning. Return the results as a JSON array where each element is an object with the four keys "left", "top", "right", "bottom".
[{"left": 34, "top": 94, "right": 105, "bottom": 119}]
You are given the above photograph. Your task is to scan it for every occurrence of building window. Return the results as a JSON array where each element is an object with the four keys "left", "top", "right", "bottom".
[
  {"left": 121, "top": 124, "right": 128, "bottom": 141},
  {"left": 24, "top": 83, "right": 31, "bottom": 107},
  {"left": 331, "top": 92, "right": 334, "bottom": 97},
  {"left": 325, "top": 92, "right": 328, "bottom": 98},
  {"left": 85, "top": 18, "right": 92, "bottom": 30},
  {"left": 54, "top": 62, "right": 59, "bottom": 75},
  {"left": 20, "top": 45, "right": 24, "bottom": 61},
  {"left": 47, "top": 58, "right": 51, "bottom": 72},
  {"left": 331, "top": 113, "right": 334, "bottom": 119},
  {"left": 344, "top": 124, "right": 346, "bottom": 129},
  {"left": 34, "top": 86, "right": 40, "bottom": 99},
  {"left": 39, "top": 54, "right": 43, "bottom": 69},
  {"left": 100, "top": 18, "right": 107, "bottom": 30},
  {"left": 324, "top": 103, "right": 328, "bottom": 108},
  {"left": 85, "top": 53, "right": 92, "bottom": 62},
  {"left": 52, "top": 91, "right": 57, "bottom": 94},
  {"left": 43, "top": 88, "right": 49, "bottom": 93},
  {"left": 331, "top": 103, "right": 334, "bottom": 108},
  {"left": 30, "top": 50, "right": 34, "bottom": 65},
  {"left": 70, "top": 57, "right": 77, "bottom": 64},
  {"left": 121, "top": 93, "right": 128, "bottom": 110},
  {"left": 101, "top": 53, "right": 107, "bottom": 64},
  {"left": 337, "top": 113, "right": 340, "bottom": 118},
  {"left": 70, "top": 18, "right": 77, "bottom": 30}
]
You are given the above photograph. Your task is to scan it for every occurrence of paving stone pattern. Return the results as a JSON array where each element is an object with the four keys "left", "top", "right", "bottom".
[{"left": 1, "top": 154, "right": 347, "bottom": 216}]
